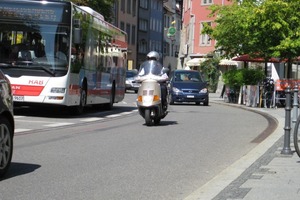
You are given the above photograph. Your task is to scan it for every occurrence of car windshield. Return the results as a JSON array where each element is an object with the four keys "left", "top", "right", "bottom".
[
  {"left": 138, "top": 60, "right": 163, "bottom": 76},
  {"left": 126, "top": 71, "right": 137, "bottom": 78},
  {"left": 174, "top": 71, "right": 203, "bottom": 82}
]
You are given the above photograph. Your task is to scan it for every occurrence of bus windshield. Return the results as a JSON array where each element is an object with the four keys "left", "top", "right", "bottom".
[{"left": 0, "top": 3, "right": 70, "bottom": 77}]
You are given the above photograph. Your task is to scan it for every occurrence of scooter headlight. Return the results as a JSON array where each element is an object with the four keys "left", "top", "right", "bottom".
[{"left": 137, "top": 95, "right": 143, "bottom": 102}]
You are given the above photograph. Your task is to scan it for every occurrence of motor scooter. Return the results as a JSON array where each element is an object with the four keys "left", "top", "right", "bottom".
[{"left": 135, "top": 60, "right": 168, "bottom": 126}]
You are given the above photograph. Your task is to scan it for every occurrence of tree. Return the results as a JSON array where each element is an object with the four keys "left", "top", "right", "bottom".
[
  {"left": 199, "top": 54, "right": 221, "bottom": 92},
  {"left": 72, "top": 0, "right": 115, "bottom": 22},
  {"left": 203, "top": 0, "right": 300, "bottom": 78}
]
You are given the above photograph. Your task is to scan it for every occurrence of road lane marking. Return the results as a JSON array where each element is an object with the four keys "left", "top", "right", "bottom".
[
  {"left": 106, "top": 114, "right": 121, "bottom": 118},
  {"left": 45, "top": 123, "right": 74, "bottom": 127},
  {"left": 80, "top": 117, "right": 105, "bottom": 122},
  {"left": 15, "top": 119, "right": 54, "bottom": 124},
  {"left": 15, "top": 129, "right": 32, "bottom": 133}
]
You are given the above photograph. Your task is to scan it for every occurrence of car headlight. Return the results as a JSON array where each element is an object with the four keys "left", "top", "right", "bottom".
[
  {"left": 199, "top": 88, "right": 208, "bottom": 93},
  {"left": 172, "top": 87, "right": 182, "bottom": 93}
]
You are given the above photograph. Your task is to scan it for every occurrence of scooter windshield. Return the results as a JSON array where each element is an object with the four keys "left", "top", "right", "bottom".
[{"left": 138, "top": 60, "right": 163, "bottom": 76}]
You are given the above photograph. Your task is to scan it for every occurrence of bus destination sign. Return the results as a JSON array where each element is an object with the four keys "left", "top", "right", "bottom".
[{"left": 0, "top": 5, "right": 61, "bottom": 22}]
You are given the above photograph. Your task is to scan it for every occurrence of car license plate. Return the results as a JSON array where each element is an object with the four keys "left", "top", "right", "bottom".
[
  {"left": 187, "top": 95, "right": 194, "bottom": 98},
  {"left": 13, "top": 96, "right": 24, "bottom": 102}
]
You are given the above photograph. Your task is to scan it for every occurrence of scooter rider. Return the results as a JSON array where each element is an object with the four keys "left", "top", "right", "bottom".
[{"left": 145, "top": 51, "right": 169, "bottom": 111}]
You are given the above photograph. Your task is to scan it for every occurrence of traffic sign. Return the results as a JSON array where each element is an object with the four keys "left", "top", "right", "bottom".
[{"left": 168, "top": 26, "right": 176, "bottom": 37}]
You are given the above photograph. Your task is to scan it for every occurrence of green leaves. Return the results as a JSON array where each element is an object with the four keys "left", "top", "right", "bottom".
[
  {"left": 204, "top": 0, "right": 300, "bottom": 61},
  {"left": 72, "top": 0, "right": 115, "bottom": 22},
  {"left": 223, "top": 68, "right": 265, "bottom": 88}
]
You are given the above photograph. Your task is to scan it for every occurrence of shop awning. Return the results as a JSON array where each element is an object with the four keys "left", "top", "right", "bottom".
[
  {"left": 232, "top": 54, "right": 281, "bottom": 63},
  {"left": 186, "top": 58, "right": 207, "bottom": 67},
  {"left": 219, "top": 59, "right": 238, "bottom": 66}
]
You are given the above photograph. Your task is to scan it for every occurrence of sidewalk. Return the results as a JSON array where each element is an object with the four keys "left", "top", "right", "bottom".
[{"left": 185, "top": 93, "right": 300, "bottom": 200}]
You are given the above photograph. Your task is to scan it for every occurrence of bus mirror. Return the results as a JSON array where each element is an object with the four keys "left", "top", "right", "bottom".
[{"left": 73, "top": 28, "right": 82, "bottom": 44}]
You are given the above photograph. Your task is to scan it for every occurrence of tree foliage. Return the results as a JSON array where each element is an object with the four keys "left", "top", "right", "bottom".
[
  {"left": 200, "top": 55, "right": 221, "bottom": 92},
  {"left": 222, "top": 68, "right": 265, "bottom": 89},
  {"left": 203, "top": 0, "right": 300, "bottom": 77},
  {"left": 72, "top": 0, "right": 115, "bottom": 22}
]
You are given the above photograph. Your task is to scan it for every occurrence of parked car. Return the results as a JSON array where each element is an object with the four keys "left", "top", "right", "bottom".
[
  {"left": 168, "top": 69, "right": 209, "bottom": 106},
  {"left": 125, "top": 70, "right": 140, "bottom": 93},
  {"left": 0, "top": 69, "right": 14, "bottom": 177}
]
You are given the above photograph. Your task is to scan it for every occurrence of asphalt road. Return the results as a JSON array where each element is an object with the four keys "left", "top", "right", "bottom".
[{"left": 0, "top": 93, "right": 269, "bottom": 200}]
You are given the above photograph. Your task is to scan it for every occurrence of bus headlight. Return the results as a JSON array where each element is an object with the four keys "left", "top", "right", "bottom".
[
  {"left": 51, "top": 88, "right": 66, "bottom": 93},
  {"left": 48, "top": 96, "right": 64, "bottom": 100}
]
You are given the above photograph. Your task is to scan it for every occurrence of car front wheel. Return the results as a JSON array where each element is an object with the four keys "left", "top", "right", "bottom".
[{"left": 0, "top": 116, "right": 13, "bottom": 177}]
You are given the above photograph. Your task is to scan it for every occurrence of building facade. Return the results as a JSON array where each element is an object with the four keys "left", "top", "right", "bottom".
[
  {"left": 136, "top": 0, "right": 165, "bottom": 68},
  {"left": 113, "top": 0, "right": 181, "bottom": 70},
  {"left": 178, "top": 0, "right": 231, "bottom": 69},
  {"left": 163, "top": 0, "right": 182, "bottom": 72},
  {"left": 113, "top": 0, "right": 138, "bottom": 70}
]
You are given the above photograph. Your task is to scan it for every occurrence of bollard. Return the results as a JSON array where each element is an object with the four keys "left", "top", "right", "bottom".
[
  {"left": 292, "top": 83, "right": 299, "bottom": 123},
  {"left": 281, "top": 85, "right": 293, "bottom": 155}
]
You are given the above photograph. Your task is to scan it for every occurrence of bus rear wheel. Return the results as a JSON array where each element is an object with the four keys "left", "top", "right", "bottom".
[{"left": 103, "top": 83, "right": 115, "bottom": 110}]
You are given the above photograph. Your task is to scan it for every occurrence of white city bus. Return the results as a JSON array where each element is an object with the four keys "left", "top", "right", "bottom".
[{"left": 0, "top": 0, "right": 127, "bottom": 114}]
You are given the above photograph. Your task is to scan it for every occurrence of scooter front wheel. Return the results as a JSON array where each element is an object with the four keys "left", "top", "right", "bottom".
[
  {"left": 145, "top": 109, "right": 152, "bottom": 126},
  {"left": 154, "top": 118, "right": 161, "bottom": 125}
]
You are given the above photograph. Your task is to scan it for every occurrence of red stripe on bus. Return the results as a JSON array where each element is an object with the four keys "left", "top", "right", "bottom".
[
  {"left": 11, "top": 84, "right": 44, "bottom": 96},
  {"left": 88, "top": 89, "right": 111, "bottom": 95},
  {"left": 69, "top": 84, "right": 80, "bottom": 95}
]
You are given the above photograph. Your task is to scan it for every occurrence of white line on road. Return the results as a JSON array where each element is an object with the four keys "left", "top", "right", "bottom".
[
  {"left": 45, "top": 123, "right": 74, "bottom": 127},
  {"left": 15, "top": 119, "right": 55, "bottom": 124},
  {"left": 15, "top": 129, "right": 32, "bottom": 133},
  {"left": 106, "top": 114, "right": 121, "bottom": 118},
  {"left": 80, "top": 117, "right": 105, "bottom": 122}
]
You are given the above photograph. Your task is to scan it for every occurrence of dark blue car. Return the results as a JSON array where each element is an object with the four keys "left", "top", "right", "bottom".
[{"left": 168, "top": 69, "right": 209, "bottom": 106}]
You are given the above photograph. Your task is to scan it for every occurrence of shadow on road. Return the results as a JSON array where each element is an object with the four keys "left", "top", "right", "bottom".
[
  {"left": 13, "top": 104, "right": 137, "bottom": 119},
  {"left": 1, "top": 162, "right": 41, "bottom": 181}
]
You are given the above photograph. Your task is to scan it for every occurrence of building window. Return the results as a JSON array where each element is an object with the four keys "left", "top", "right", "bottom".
[
  {"left": 139, "top": 19, "right": 148, "bottom": 31},
  {"left": 163, "top": 42, "right": 170, "bottom": 56},
  {"left": 132, "top": 25, "right": 136, "bottom": 45},
  {"left": 132, "top": 0, "right": 137, "bottom": 16},
  {"left": 120, "top": 0, "right": 125, "bottom": 12},
  {"left": 127, "top": 0, "right": 131, "bottom": 14},
  {"left": 140, "top": 0, "right": 148, "bottom": 9},
  {"left": 151, "top": 0, "right": 157, "bottom": 9},
  {"left": 139, "top": 39, "right": 147, "bottom": 53},
  {"left": 120, "top": 21, "right": 125, "bottom": 31},
  {"left": 200, "top": 22, "right": 211, "bottom": 46},
  {"left": 126, "top": 24, "right": 131, "bottom": 44},
  {"left": 201, "top": 0, "right": 213, "bottom": 5}
]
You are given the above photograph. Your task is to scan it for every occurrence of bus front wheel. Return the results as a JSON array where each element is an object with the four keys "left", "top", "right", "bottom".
[{"left": 71, "top": 88, "right": 87, "bottom": 115}]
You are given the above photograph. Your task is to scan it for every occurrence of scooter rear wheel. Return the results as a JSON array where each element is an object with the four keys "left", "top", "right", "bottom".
[{"left": 145, "top": 109, "right": 152, "bottom": 126}]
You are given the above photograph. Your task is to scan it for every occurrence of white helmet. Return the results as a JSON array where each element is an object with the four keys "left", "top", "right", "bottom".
[{"left": 147, "top": 51, "right": 160, "bottom": 61}]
